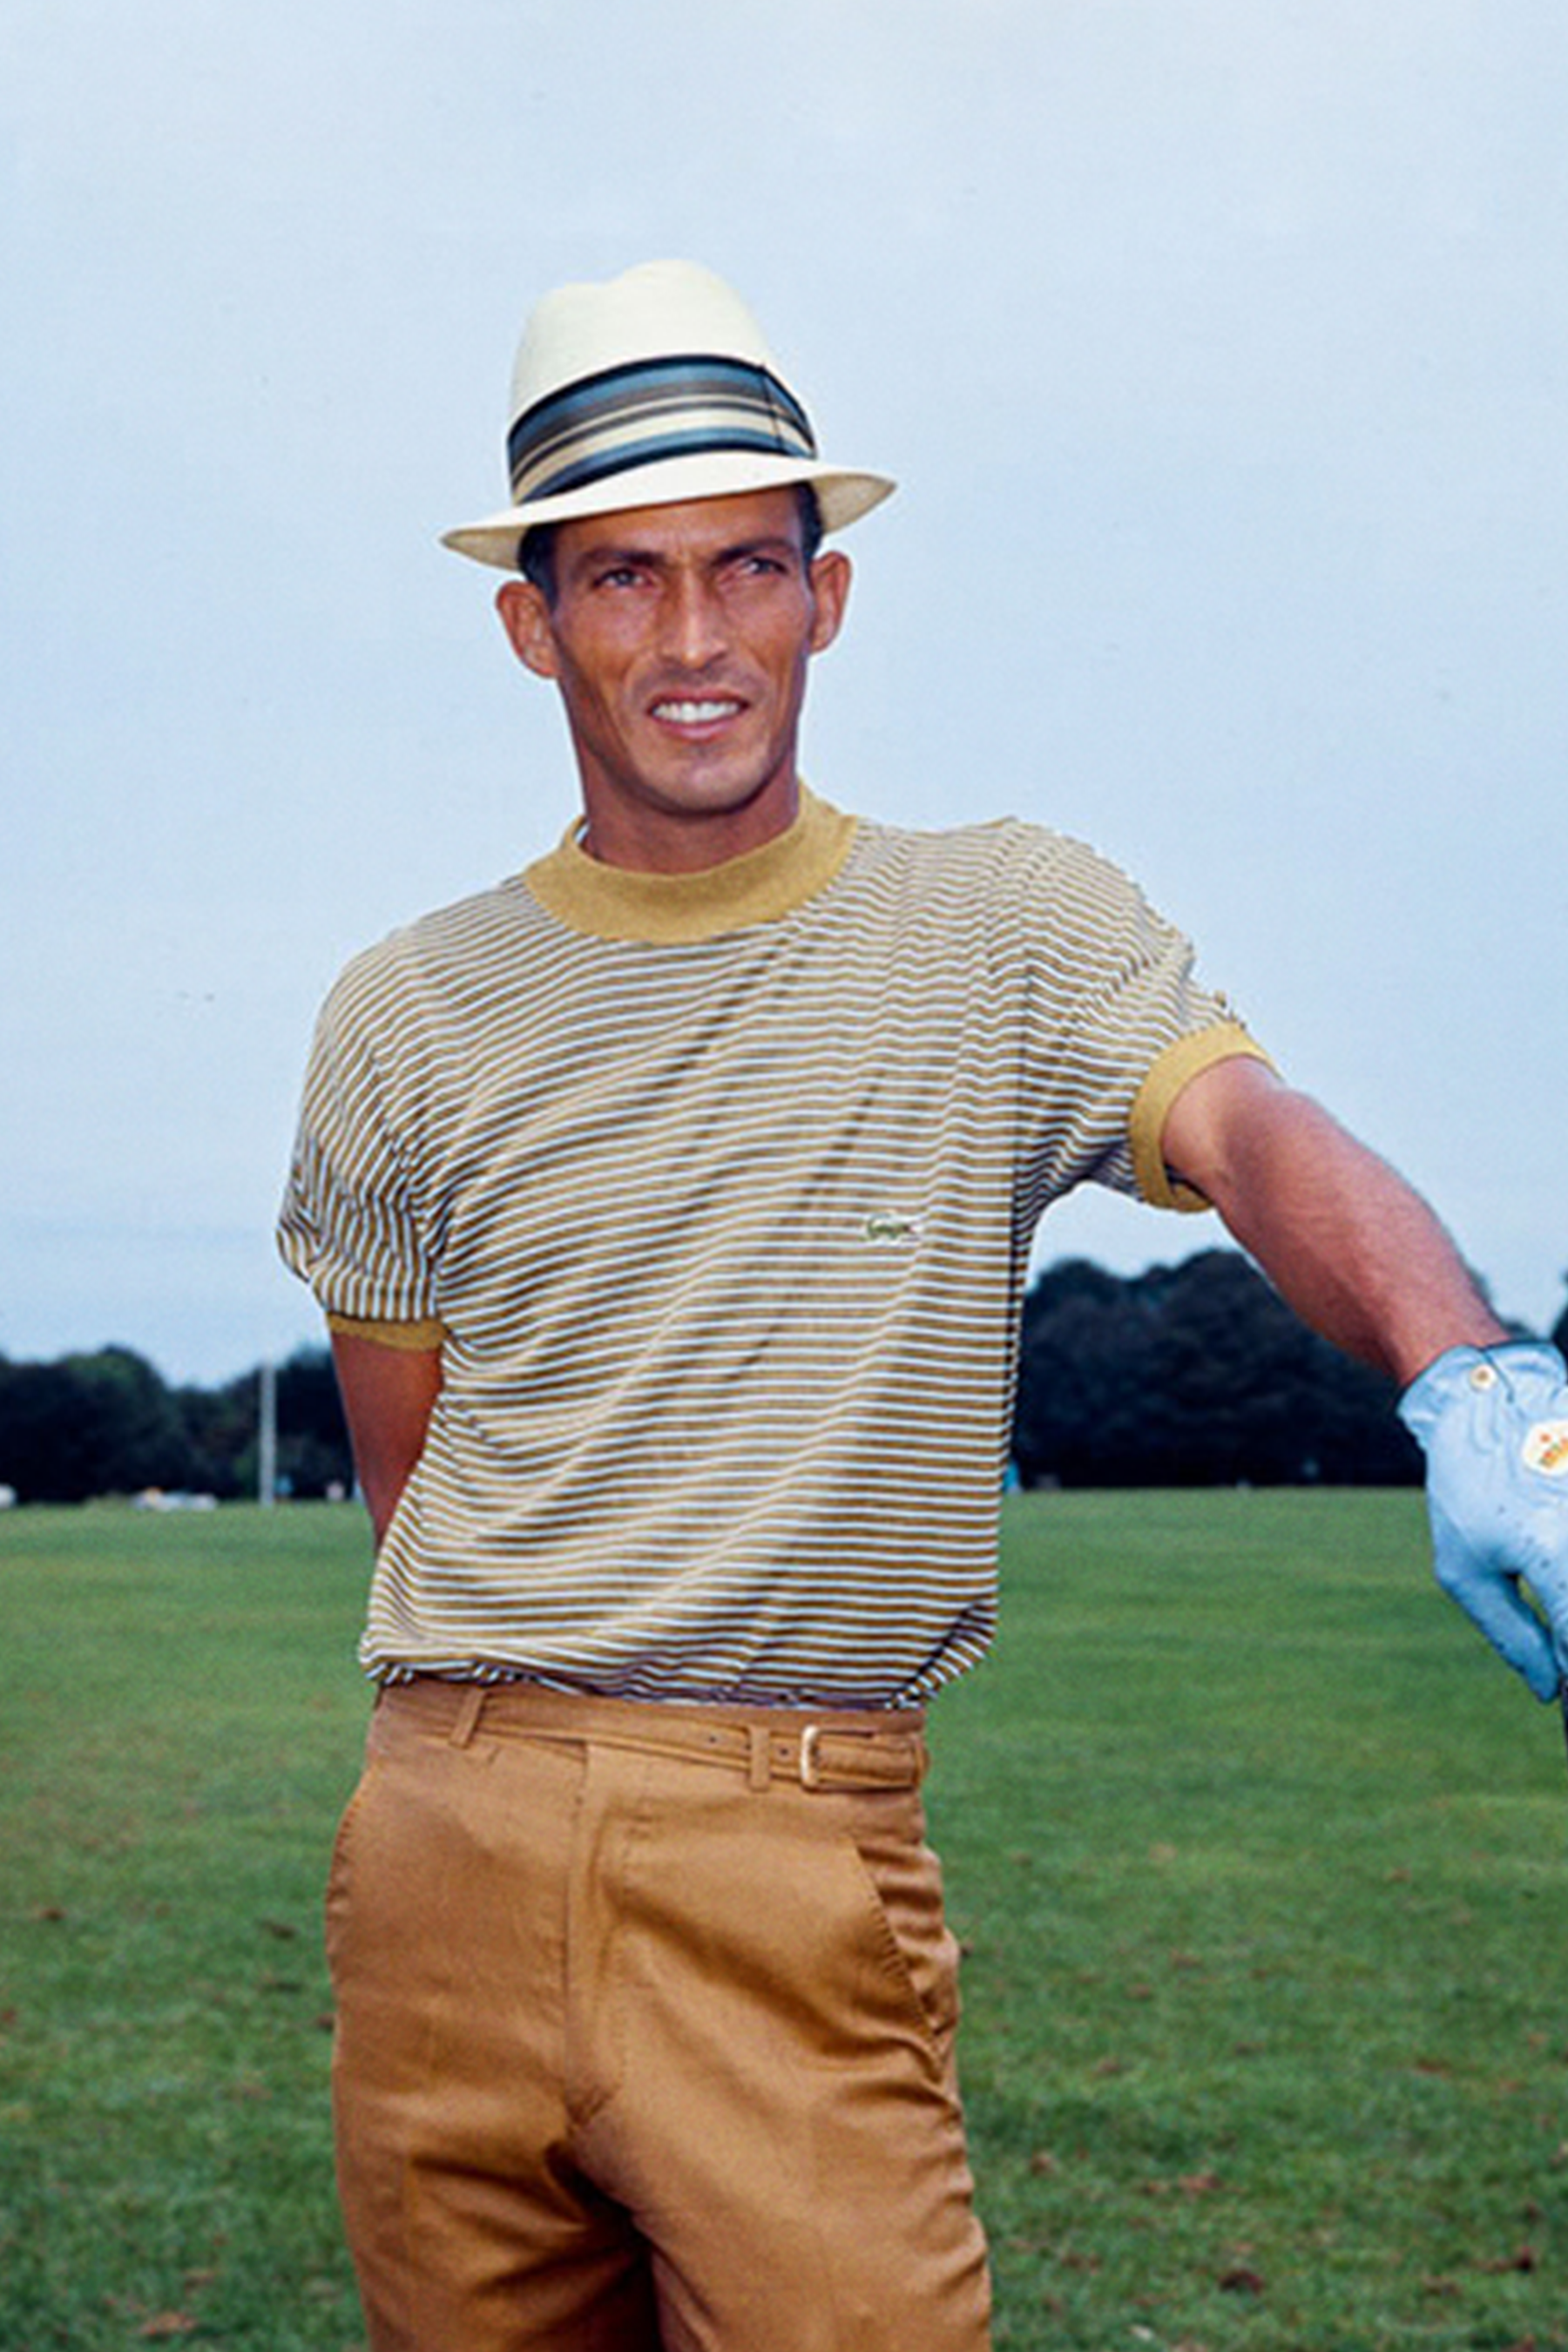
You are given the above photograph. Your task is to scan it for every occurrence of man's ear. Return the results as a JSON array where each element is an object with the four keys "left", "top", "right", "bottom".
[
  {"left": 496, "top": 579, "right": 561, "bottom": 680},
  {"left": 808, "top": 548, "right": 851, "bottom": 656}
]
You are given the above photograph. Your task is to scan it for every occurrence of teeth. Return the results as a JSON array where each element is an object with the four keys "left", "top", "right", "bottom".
[{"left": 654, "top": 699, "right": 740, "bottom": 724}]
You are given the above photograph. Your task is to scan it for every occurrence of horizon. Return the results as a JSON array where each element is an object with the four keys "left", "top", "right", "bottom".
[{"left": 12, "top": 1229, "right": 1565, "bottom": 1396}]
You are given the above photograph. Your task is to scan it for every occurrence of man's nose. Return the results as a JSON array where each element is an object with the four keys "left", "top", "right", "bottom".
[{"left": 660, "top": 572, "right": 728, "bottom": 666}]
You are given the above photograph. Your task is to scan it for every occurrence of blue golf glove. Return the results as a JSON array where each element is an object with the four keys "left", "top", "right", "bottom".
[{"left": 1398, "top": 1341, "right": 1568, "bottom": 1701}]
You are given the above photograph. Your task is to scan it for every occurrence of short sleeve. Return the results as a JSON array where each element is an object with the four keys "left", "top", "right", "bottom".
[
  {"left": 1004, "top": 828, "right": 1270, "bottom": 1219},
  {"left": 1128, "top": 1021, "right": 1274, "bottom": 1210},
  {"left": 276, "top": 954, "right": 442, "bottom": 1332}
]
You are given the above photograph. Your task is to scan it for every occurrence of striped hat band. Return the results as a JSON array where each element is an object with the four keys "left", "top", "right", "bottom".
[{"left": 506, "top": 355, "right": 818, "bottom": 510}]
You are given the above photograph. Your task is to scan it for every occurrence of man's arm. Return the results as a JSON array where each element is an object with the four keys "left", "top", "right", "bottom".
[
  {"left": 1159, "top": 1054, "right": 1508, "bottom": 1383},
  {"left": 1162, "top": 1053, "right": 1568, "bottom": 1700},
  {"left": 330, "top": 1329, "right": 443, "bottom": 1547}
]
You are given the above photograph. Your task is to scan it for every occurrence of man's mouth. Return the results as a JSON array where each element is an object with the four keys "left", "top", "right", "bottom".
[{"left": 650, "top": 697, "right": 745, "bottom": 726}]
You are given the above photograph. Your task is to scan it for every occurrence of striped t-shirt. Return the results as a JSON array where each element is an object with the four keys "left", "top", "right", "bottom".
[{"left": 278, "top": 789, "right": 1263, "bottom": 1706}]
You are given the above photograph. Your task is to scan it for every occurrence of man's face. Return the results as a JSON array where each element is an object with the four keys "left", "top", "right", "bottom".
[{"left": 496, "top": 487, "right": 850, "bottom": 873}]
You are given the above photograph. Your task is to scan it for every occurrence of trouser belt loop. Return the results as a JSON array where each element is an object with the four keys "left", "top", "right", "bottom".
[
  {"left": 448, "top": 1685, "right": 489, "bottom": 1750},
  {"left": 747, "top": 1726, "right": 772, "bottom": 1793}
]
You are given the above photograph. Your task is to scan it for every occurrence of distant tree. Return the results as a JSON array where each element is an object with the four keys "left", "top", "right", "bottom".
[
  {"left": 73, "top": 1347, "right": 199, "bottom": 1494},
  {"left": 0, "top": 1347, "right": 196, "bottom": 1502},
  {"left": 1010, "top": 1260, "right": 1155, "bottom": 1486},
  {"left": 1013, "top": 1249, "right": 1420, "bottom": 1488},
  {"left": 274, "top": 1347, "right": 354, "bottom": 1498},
  {"left": 175, "top": 1372, "right": 258, "bottom": 1500},
  {"left": 1552, "top": 1281, "right": 1568, "bottom": 1359},
  {"left": 0, "top": 1342, "right": 355, "bottom": 1505},
  {"left": 176, "top": 1348, "right": 354, "bottom": 1500},
  {"left": 0, "top": 1359, "right": 91, "bottom": 1502}
]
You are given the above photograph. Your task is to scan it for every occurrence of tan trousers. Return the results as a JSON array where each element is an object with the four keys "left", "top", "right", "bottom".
[{"left": 326, "top": 1679, "right": 992, "bottom": 2351}]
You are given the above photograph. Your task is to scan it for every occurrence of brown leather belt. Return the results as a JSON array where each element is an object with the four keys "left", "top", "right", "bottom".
[{"left": 383, "top": 1675, "right": 929, "bottom": 1793}]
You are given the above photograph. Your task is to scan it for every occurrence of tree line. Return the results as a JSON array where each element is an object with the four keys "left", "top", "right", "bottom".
[
  {"left": 1, "top": 1251, "right": 1564, "bottom": 1504},
  {"left": 0, "top": 1346, "right": 354, "bottom": 1505},
  {"left": 1014, "top": 1249, "right": 1568, "bottom": 1488}
]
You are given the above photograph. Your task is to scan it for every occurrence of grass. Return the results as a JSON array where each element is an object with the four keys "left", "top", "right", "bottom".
[
  {"left": 935, "top": 1490, "right": 1568, "bottom": 2349},
  {"left": 0, "top": 1506, "right": 370, "bottom": 2350},
  {"left": 2, "top": 1492, "right": 1565, "bottom": 2349}
]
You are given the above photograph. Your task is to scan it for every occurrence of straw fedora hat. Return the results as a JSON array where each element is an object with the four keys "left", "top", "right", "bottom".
[{"left": 441, "top": 259, "right": 896, "bottom": 571}]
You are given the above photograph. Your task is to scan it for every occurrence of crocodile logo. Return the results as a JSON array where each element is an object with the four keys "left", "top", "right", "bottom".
[{"left": 862, "top": 1210, "right": 922, "bottom": 1244}]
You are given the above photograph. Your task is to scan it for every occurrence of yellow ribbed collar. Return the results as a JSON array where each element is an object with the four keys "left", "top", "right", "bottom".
[{"left": 523, "top": 787, "right": 859, "bottom": 943}]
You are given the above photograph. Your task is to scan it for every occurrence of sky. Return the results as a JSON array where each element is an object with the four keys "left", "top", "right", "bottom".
[{"left": 5, "top": 0, "right": 1565, "bottom": 1385}]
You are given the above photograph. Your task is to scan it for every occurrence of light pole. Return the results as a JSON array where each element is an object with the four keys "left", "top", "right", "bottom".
[{"left": 258, "top": 1359, "right": 277, "bottom": 1508}]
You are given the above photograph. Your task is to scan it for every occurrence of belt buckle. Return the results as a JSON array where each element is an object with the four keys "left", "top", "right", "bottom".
[{"left": 799, "top": 1724, "right": 826, "bottom": 1789}]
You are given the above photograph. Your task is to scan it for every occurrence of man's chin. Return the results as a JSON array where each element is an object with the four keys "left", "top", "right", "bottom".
[
  {"left": 585, "top": 765, "right": 798, "bottom": 869},
  {"left": 638, "top": 760, "right": 790, "bottom": 822}
]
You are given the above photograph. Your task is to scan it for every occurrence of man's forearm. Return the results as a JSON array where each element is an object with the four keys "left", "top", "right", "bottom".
[
  {"left": 1164, "top": 1054, "right": 1568, "bottom": 1702},
  {"left": 1163, "top": 1060, "right": 1508, "bottom": 1385},
  {"left": 330, "top": 1329, "right": 444, "bottom": 1545}
]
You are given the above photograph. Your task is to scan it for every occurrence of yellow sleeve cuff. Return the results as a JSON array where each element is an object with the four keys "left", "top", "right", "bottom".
[
  {"left": 325, "top": 1313, "right": 448, "bottom": 1351},
  {"left": 1129, "top": 1021, "right": 1275, "bottom": 1212}
]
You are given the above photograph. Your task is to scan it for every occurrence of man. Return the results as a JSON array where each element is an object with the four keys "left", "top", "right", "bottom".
[{"left": 279, "top": 259, "right": 1568, "bottom": 2352}]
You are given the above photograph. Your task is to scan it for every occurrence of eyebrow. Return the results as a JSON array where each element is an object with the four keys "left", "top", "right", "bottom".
[{"left": 569, "top": 533, "right": 802, "bottom": 575}]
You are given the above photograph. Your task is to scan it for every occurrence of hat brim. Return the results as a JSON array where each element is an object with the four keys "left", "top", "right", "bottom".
[{"left": 441, "top": 450, "right": 896, "bottom": 571}]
